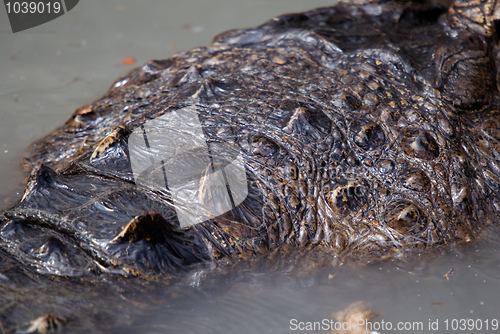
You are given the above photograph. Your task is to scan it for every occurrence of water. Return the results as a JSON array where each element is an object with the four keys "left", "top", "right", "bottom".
[
  {"left": 120, "top": 244, "right": 500, "bottom": 334},
  {"left": 1, "top": 1, "right": 500, "bottom": 333}
]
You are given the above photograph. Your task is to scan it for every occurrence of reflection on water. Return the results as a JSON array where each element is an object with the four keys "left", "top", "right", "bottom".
[
  {"left": 113, "top": 242, "right": 500, "bottom": 334},
  {"left": 3, "top": 240, "right": 500, "bottom": 333},
  {"left": 10, "top": 241, "right": 500, "bottom": 333},
  {"left": 1, "top": 0, "right": 500, "bottom": 333}
]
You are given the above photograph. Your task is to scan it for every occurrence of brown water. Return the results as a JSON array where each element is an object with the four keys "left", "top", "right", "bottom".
[{"left": 1, "top": 1, "right": 500, "bottom": 333}]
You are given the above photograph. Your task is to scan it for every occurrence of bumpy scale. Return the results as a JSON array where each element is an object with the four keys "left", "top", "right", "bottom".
[{"left": 1, "top": 0, "right": 500, "bottom": 276}]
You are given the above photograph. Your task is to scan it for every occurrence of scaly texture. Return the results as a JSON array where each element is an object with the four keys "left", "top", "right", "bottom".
[{"left": 1, "top": 0, "right": 500, "bottom": 277}]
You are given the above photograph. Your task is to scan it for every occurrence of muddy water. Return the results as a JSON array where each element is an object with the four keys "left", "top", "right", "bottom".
[
  {"left": 1, "top": 1, "right": 500, "bottom": 333},
  {"left": 116, "top": 246, "right": 500, "bottom": 334}
]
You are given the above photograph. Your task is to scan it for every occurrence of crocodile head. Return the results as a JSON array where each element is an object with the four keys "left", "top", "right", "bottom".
[{"left": 1, "top": 0, "right": 500, "bottom": 276}]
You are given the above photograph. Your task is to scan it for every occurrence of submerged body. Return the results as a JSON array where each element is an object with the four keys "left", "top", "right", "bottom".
[{"left": 1, "top": 0, "right": 500, "bottom": 277}]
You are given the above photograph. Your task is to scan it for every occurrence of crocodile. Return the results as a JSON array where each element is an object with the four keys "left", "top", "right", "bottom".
[{"left": 1, "top": 0, "right": 500, "bottom": 280}]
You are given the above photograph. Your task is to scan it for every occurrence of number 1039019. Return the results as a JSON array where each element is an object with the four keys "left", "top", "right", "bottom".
[
  {"left": 444, "top": 319, "right": 498, "bottom": 331},
  {"left": 5, "top": 2, "right": 61, "bottom": 14}
]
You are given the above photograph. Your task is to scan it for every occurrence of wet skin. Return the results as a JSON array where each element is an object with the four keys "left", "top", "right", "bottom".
[{"left": 1, "top": 0, "right": 500, "bottom": 279}]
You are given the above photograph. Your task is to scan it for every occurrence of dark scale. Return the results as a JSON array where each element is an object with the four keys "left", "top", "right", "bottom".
[{"left": 1, "top": 0, "right": 500, "bottom": 279}]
